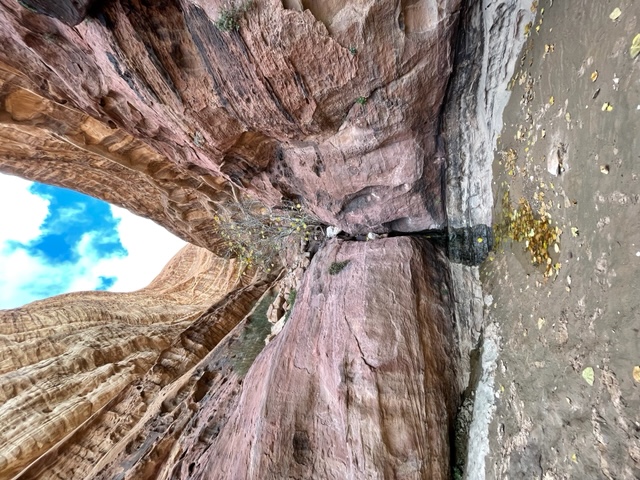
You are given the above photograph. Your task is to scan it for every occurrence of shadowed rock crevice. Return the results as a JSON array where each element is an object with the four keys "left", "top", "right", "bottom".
[{"left": 17, "top": 0, "right": 99, "bottom": 26}]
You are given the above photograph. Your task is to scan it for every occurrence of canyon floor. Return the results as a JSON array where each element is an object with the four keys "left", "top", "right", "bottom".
[{"left": 479, "top": 1, "right": 640, "bottom": 478}]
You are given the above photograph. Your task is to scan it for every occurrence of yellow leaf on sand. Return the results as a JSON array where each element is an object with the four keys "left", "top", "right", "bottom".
[
  {"left": 571, "top": 453, "right": 578, "bottom": 463},
  {"left": 571, "top": 227, "right": 579, "bottom": 237},
  {"left": 582, "top": 367, "right": 595, "bottom": 386},
  {"left": 633, "top": 366, "right": 640, "bottom": 383},
  {"left": 549, "top": 96, "right": 555, "bottom": 105},
  {"left": 601, "top": 102, "right": 613, "bottom": 112},
  {"left": 609, "top": 8, "right": 621, "bottom": 21},
  {"left": 631, "top": 34, "right": 640, "bottom": 59},
  {"left": 590, "top": 71, "right": 598, "bottom": 82}
]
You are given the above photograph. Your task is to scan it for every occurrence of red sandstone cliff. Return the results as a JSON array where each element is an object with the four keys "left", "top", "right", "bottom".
[
  {"left": 0, "top": 0, "right": 461, "bottom": 235},
  {"left": 0, "top": 0, "right": 466, "bottom": 478},
  {"left": 10, "top": 238, "right": 458, "bottom": 480},
  {"left": 0, "top": 244, "right": 268, "bottom": 478}
]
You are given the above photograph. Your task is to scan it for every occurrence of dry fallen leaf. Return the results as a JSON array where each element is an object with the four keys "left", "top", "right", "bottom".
[
  {"left": 633, "top": 366, "right": 640, "bottom": 383},
  {"left": 631, "top": 34, "right": 640, "bottom": 59},
  {"left": 565, "top": 112, "right": 571, "bottom": 122},
  {"left": 590, "top": 70, "right": 598, "bottom": 82},
  {"left": 601, "top": 102, "right": 613, "bottom": 111},
  {"left": 571, "top": 227, "right": 579, "bottom": 237},
  {"left": 571, "top": 453, "right": 578, "bottom": 463},
  {"left": 609, "top": 7, "right": 622, "bottom": 21},
  {"left": 549, "top": 96, "right": 555, "bottom": 105},
  {"left": 582, "top": 367, "right": 595, "bottom": 386},
  {"left": 600, "top": 165, "right": 610, "bottom": 174}
]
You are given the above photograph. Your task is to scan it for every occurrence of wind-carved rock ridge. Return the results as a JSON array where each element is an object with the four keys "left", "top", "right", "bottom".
[
  {"left": 12, "top": 238, "right": 459, "bottom": 480},
  {"left": 0, "top": 0, "right": 532, "bottom": 478},
  {"left": 0, "top": 244, "right": 266, "bottom": 479}
]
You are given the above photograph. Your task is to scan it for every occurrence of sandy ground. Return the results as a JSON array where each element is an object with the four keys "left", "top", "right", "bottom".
[{"left": 480, "top": 1, "right": 640, "bottom": 478}]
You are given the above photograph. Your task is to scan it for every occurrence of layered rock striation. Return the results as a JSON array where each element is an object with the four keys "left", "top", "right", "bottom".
[
  {"left": 12, "top": 238, "right": 458, "bottom": 480},
  {"left": 0, "top": 0, "right": 461, "bottom": 234},
  {"left": 0, "top": 0, "right": 511, "bottom": 478},
  {"left": 0, "top": 245, "right": 267, "bottom": 479}
]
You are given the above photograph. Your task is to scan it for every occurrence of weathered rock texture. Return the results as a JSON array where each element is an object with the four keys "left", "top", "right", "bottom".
[
  {"left": 0, "top": 0, "right": 461, "bottom": 234},
  {"left": 11, "top": 237, "right": 459, "bottom": 479},
  {"left": 0, "top": 244, "right": 268, "bottom": 479},
  {"left": 17, "top": 0, "right": 98, "bottom": 26},
  {"left": 0, "top": 64, "right": 231, "bottom": 253},
  {"left": 443, "top": 0, "right": 534, "bottom": 229},
  {"left": 0, "top": 0, "right": 475, "bottom": 478}
]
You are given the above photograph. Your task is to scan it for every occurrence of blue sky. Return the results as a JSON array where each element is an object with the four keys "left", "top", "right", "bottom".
[{"left": 0, "top": 173, "right": 185, "bottom": 309}]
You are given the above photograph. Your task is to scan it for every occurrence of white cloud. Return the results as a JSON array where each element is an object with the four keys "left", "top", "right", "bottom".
[
  {"left": 0, "top": 248, "right": 58, "bottom": 307},
  {"left": 0, "top": 174, "right": 186, "bottom": 309},
  {"left": 0, "top": 174, "right": 49, "bottom": 245},
  {"left": 65, "top": 206, "right": 186, "bottom": 293},
  {"left": 109, "top": 206, "right": 186, "bottom": 291}
]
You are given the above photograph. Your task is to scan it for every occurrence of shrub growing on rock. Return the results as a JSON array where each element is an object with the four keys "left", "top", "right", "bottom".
[
  {"left": 328, "top": 260, "right": 350, "bottom": 275},
  {"left": 215, "top": 0, "right": 254, "bottom": 32},
  {"left": 213, "top": 193, "right": 321, "bottom": 269}
]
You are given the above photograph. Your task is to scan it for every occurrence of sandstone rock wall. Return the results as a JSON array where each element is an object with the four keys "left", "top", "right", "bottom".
[
  {"left": 0, "top": 63, "right": 230, "bottom": 253},
  {"left": 0, "top": 0, "right": 482, "bottom": 478},
  {"left": 443, "top": 0, "right": 534, "bottom": 229},
  {"left": 13, "top": 237, "right": 459, "bottom": 480},
  {"left": 0, "top": 0, "right": 462, "bottom": 234},
  {"left": 0, "top": 244, "right": 267, "bottom": 479}
]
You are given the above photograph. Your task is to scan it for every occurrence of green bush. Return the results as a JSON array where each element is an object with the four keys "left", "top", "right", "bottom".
[{"left": 283, "top": 289, "right": 297, "bottom": 322}]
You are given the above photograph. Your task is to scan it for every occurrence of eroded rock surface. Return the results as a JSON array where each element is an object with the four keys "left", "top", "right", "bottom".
[
  {"left": 0, "top": 0, "right": 488, "bottom": 478},
  {"left": 12, "top": 237, "right": 459, "bottom": 479},
  {"left": 0, "top": 0, "right": 461, "bottom": 234},
  {"left": 0, "top": 245, "right": 266, "bottom": 479},
  {"left": 0, "top": 65, "right": 232, "bottom": 253}
]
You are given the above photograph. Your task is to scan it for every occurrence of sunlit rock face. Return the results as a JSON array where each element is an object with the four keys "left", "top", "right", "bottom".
[
  {"left": 9, "top": 238, "right": 458, "bottom": 480},
  {"left": 0, "top": 0, "right": 461, "bottom": 235},
  {"left": 0, "top": 244, "right": 268, "bottom": 479},
  {"left": 0, "top": 0, "right": 469, "bottom": 478}
]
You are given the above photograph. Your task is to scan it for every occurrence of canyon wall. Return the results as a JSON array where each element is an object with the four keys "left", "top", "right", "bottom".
[
  {"left": 11, "top": 238, "right": 459, "bottom": 480},
  {"left": 0, "top": 0, "right": 488, "bottom": 478},
  {"left": 0, "top": 0, "right": 461, "bottom": 235},
  {"left": 0, "top": 244, "right": 269, "bottom": 479}
]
